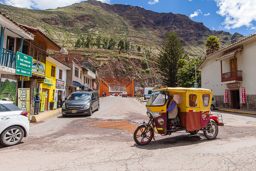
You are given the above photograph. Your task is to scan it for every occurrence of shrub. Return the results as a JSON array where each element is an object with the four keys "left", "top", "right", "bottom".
[
  {"left": 145, "top": 69, "right": 150, "bottom": 73},
  {"left": 123, "top": 69, "right": 126, "bottom": 73},
  {"left": 141, "top": 70, "right": 145, "bottom": 73},
  {"left": 124, "top": 58, "right": 129, "bottom": 63},
  {"left": 117, "top": 57, "right": 121, "bottom": 61},
  {"left": 141, "top": 83, "right": 145, "bottom": 88},
  {"left": 95, "top": 53, "right": 102, "bottom": 58},
  {"left": 128, "top": 66, "right": 133, "bottom": 70},
  {"left": 82, "top": 53, "right": 87, "bottom": 56},
  {"left": 141, "top": 59, "right": 148, "bottom": 68}
]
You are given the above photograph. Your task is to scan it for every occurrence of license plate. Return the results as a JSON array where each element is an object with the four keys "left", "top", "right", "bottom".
[{"left": 72, "top": 110, "right": 77, "bottom": 113}]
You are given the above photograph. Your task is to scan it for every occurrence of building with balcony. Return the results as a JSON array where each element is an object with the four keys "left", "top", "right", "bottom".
[
  {"left": 0, "top": 13, "right": 34, "bottom": 74},
  {"left": 197, "top": 34, "right": 256, "bottom": 110},
  {"left": 0, "top": 12, "right": 34, "bottom": 105},
  {"left": 16, "top": 25, "right": 62, "bottom": 113}
]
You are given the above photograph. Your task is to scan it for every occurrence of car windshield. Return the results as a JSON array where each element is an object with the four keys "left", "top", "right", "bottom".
[
  {"left": 67, "top": 93, "right": 91, "bottom": 101},
  {"left": 146, "top": 91, "right": 168, "bottom": 106}
]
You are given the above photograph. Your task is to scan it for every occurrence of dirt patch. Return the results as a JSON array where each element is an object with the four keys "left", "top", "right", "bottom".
[{"left": 87, "top": 120, "right": 138, "bottom": 134}]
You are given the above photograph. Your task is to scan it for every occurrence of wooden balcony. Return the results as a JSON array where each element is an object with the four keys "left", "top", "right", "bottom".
[
  {"left": 221, "top": 70, "right": 242, "bottom": 82},
  {"left": 0, "top": 48, "right": 16, "bottom": 69}
]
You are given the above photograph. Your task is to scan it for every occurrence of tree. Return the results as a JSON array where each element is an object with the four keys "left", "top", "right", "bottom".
[
  {"left": 75, "top": 37, "right": 81, "bottom": 48},
  {"left": 137, "top": 46, "right": 141, "bottom": 52},
  {"left": 95, "top": 35, "right": 101, "bottom": 48},
  {"left": 177, "top": 57, "right": 202, "bottom": 87},
  {"left": 85, "top": 34, "right": 93, "bottom": 48},
  {"left": 108, "top": 38, "right": 116, "bottom": 50},
  {"left": 102, "top": 38, "right": 109, "bottom": 49},
  {"left": 206, "top": 36, "right": 220, "bottom": 55},
  {"left": 118, "top": 40, "right": 124, "bottom": 51},
  {"left": 156, "top": 32, "right": 187, "bottom": 87},
  {"left": 124, "top": 41, "right": 130, "bottom": 52}
]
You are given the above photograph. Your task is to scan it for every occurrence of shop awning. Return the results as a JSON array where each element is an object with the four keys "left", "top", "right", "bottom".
[
  {"left": 216, "top": 48, "right": 242, "bottom": 61},
  {"left": 73, "top": 81, "right": 89, "bottom": 88}
]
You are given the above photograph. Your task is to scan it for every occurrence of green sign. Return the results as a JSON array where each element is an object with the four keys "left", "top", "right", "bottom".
[
  {"left": 194, "top": 82, "right": 198, "bottom": 88},
  {"left": 16, "top": 52, "right": 33, "bottom": 77}
]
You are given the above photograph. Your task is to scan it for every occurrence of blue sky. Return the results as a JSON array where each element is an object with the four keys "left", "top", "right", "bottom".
[{"left": 2, "top": 0, "right": 256, "bottom": 36}]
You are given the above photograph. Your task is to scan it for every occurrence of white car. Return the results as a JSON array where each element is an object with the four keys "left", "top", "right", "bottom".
[{"left": 0, "top": 101, "right": 30, "bottom": 146}]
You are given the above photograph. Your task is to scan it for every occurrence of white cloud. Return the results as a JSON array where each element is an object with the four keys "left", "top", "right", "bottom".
[
  {"left": 215, "top": 0, "right": 256, "bottom": 29},
  {"left": 204, "top": 13, "right": 210, "bottom": 16},
  {"left": 3, "top": 0, "right": 110, "bottom": 9},
  {"left": 190, "top": 9, "right": 202, "bottom": 18},
  {"left": 148, "top": 0, "right": 159, "bottom": 5},
  {"left": 188, "top": 0, "right": 192, "bottom": 1}
]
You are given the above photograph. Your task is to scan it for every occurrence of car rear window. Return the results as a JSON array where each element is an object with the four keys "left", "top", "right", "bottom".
[{"left": 1, "top": 104, "right": 21, "bottom": 111}]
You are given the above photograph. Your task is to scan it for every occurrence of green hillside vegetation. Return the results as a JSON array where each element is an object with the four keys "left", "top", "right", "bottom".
[{"left": 0, "top": 79, "right": 17, "bottom": 101}]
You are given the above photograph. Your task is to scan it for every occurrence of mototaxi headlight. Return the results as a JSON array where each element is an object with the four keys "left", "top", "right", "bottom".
[
  {"left": 84, "top": 103, "right": 90, "bottom": 109},
  {"left": 151, "top": 112, "right": 161, "bottom": 118}
]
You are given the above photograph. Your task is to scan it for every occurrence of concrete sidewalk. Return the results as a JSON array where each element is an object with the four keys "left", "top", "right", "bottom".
[
  {"left": 30, "top": 108, "right": 62, "bottom": 122},
  {"left": 218, "top": 108, "right": 256, "bottom": 115}
]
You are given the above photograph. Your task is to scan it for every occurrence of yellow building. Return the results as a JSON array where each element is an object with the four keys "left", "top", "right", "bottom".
[{"left": 39, "top": 58, "right": 57, "bottom": 112}]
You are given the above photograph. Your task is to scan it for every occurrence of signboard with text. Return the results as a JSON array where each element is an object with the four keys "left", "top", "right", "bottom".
[
  {"left": 32, "top": 59, "right": 45, "bottom": 76},
  {"left": 44, "top": 77, "right": 53, "bottom": 86},
  {"left": 40, "top": 92, "right": 46, "bottom": 112},
  {"left": 16, "top": 52, "right": 33, "bottom": 77},
  {"left": 240, "top": 87, "right": 246, "bottom": 104},
  {"left": 18, "top": 88, "right": 30, "bottom": 120},
  {"left": 56, "top": 80, "right": 65, "bottom": 89},
  {"left": 224, "top": 89, "right": 229, "bottom": 103}
]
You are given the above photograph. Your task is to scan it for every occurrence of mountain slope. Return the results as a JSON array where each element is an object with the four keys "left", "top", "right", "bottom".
[{"left": 0, "top": 1, "right": 244, "bottom": 57}]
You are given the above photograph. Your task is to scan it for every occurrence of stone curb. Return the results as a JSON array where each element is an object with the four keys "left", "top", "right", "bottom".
[
  {"left": 31, "top": 108, "right": 62, "bottom": 122},
  {"left": 218, "top": 108, "right": 256, "bottom": 115}
]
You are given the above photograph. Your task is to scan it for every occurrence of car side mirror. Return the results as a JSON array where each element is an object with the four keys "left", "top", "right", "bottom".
[{"left": 92, "top": 97, "right": 96, "bottom": 100}]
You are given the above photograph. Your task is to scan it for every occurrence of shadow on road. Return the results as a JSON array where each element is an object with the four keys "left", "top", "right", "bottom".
[
  {"left": 132, "top": 133, "right": 219, "bottom": 150},
  {"left": 57, "top": 115, "right": 91, "bottom": 119},
  {"left": 0, "top": 141, "right": 25, "bottom": 149}
]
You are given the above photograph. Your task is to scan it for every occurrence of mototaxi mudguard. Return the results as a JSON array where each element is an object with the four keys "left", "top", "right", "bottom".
[{"left": 210, "top": 115, "right": 224, "bottom": 126}]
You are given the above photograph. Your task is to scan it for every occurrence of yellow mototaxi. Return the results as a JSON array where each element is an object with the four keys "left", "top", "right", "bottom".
[{"left": 133, "top": 87, "right": 224, "bottom": 146}]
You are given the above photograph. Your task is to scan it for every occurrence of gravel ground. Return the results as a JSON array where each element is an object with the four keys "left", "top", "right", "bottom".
[{"left": 1, "top": 96, "right": 256, "bottom": 171}]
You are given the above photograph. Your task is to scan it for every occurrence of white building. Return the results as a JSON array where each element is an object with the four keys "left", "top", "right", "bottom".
[
  {"left": 46, "top": 56, "right": 71, "bottom": 107},
  {"left": 197, "top": 34, "right": 256, "bottom": 110}
]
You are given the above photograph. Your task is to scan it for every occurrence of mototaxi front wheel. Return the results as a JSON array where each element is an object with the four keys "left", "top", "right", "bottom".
[
  {"left": 133, "top": 125, "right": 154, "bottom": 146},
  {"left": 204, "top": 120, "right": 218, "bottom": 140}
]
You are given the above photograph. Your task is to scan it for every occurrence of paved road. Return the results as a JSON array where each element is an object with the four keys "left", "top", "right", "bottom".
[{"left": 1, "top": 96, "right": 256, "bottom": 171}]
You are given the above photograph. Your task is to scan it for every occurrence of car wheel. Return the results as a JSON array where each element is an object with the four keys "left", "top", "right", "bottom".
[
  {"left": 62, "top": 114, "right": 67, "bottom": 117},
  {"left": 0, "top": 126, "right": 24, "bottom": 146},
  {"left": 96, "top": 104, "right": 100, "bottom": 111},
  {"left": 89, "top": 108, "right": 92, "bottom": 116}
]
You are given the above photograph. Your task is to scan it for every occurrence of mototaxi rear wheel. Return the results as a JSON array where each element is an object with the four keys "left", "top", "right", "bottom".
[
  {"left": 133, "top": 125, "right": 154, "bottom": 146},
  {"left": 204, "top": 120, "right": 218, "bottom": 140}
]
